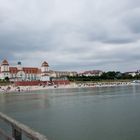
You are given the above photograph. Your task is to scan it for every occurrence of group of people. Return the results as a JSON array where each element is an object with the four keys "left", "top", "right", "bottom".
[{"left": 0, "top": 85, "right": 32, "bottom": 94}]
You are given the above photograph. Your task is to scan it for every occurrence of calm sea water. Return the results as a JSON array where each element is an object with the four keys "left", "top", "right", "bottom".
[{"left": 0, "top": 85, "right": 140, "bottom": 140}]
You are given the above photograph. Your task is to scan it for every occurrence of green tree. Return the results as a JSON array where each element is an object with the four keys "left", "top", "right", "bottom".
[{"left": 5, "top": 77, "right": 9, "bottom": 82}]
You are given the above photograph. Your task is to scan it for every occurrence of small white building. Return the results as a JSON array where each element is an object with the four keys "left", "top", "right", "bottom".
[{"left": 125, "top": 71, "right": 138, "bottom": 77}]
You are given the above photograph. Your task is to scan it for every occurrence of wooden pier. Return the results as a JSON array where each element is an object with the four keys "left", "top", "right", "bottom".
[{"left": 0, "top": 112, "right": 48, "bottom": 140}]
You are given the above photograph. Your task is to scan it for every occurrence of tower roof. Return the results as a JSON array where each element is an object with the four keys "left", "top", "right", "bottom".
[
  {"left": 41, "top": 61, "right": 49, "bottom": 67},
  {"left": 1, "top": 59, "right": 9, "bottom": 65},
  {"left": 17, "top": 61, "right": 21, "bottom": 65}
]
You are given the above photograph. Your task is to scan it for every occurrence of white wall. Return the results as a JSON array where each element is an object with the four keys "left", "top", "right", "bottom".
[{"left": 40, "top": 76, "right": 50, "bottom": 81}]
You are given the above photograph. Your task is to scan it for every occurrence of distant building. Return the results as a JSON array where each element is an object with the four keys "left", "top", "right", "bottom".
[
  {"left": 124, "top": 71, "right": 139, "bottom": 77},
  {"left": 79, "top": 70, "right": 103, "bottom": 77},
  {"left": 51, "top": 71, "right": 77, "bottom": 78},
  {"left": 0, "top": 59, "right": 77, "bottom": 81}
]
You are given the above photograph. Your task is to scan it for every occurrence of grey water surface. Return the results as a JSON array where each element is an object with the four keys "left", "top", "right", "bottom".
[{"left": 0, "top": 85, "right": 140, "bottom": 140}]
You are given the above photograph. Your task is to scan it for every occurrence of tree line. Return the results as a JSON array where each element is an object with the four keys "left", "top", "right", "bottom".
[{"left": 68, "top": 71, "right": 140, "bottom": 82}]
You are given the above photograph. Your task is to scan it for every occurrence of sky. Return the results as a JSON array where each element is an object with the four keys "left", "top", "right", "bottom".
[{"left": 0, "top": 0, "right": 140, "bottom": 72}]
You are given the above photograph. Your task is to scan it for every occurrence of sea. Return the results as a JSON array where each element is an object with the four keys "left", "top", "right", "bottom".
[{"left": 0, "top": 85, "right": 140, "bottom": 140}]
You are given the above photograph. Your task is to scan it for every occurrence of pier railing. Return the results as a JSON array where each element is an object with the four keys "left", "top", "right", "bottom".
[{"left": 0, "top": 112, "right": 48, "bottom": 140}]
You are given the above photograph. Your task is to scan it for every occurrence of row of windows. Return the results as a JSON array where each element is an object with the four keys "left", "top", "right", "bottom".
[
  {"left": 3, "top": 73, "right": 9, "bottom": 76},
  {"left": 10, "top": 74, "right": 39, "bottom": 78},
  {"left": 17, "top": 77, "right": 39, "bottom": 80},
  {"left": 2, "top": 74, "right": 39, "bottom": 79}
]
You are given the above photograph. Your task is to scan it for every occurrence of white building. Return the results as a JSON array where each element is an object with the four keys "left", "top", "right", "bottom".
[
  {"left": 0, "top": 60, "right": 50, "bottom": 81},
  {"left": 0, "top": 59, "right": 77, "bottom": 81},
  {"left": 125, "top": 71, "right": 139, "bottom": 77}
]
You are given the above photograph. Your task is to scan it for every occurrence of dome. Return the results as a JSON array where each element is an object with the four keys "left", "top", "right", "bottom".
[
  {"left": 41, "top": 61, "right": 49, "bottom": 67},
  {"left": 1, "top": 59, "right": 9, "bottom": 65},
  {"left": 17, "top": 61, "right": 21, "bottom": 65}
]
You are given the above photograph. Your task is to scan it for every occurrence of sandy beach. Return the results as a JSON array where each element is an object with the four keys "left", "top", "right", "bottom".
[{"left": 0, "top": 81, "right": 137, "bottom": 94}]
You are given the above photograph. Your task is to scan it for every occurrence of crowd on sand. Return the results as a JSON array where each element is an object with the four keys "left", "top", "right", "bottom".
[
  {"left": 0, "top": 81, "right": 138, "bottom": 94},
  {"left": 0, "top": 84, "right": 72, "bottom": 94}
]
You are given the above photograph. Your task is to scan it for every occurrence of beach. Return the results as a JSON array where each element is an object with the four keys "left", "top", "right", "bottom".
[{"left": 0, "top": 81, "right": 136, "bottom": 94}]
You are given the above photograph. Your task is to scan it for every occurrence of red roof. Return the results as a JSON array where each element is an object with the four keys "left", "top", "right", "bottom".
[
  {"left": 10, "top": 67, "right": 18, "bottom": 74},
  {"left": 1, "top": 59, "right": 9, "bottom": 65},
  {"left": 82, "top": 70, "right": 102, "bottom": 74},
  {"left": 37, "top": 69, "right": 41, "bottom": 74},
  {"left": 23, "top": 67, "right": 39, "bottom": 74},
  {"left": 9, "top": 67, "right": 41, "bottom": 74},
  {"left": 41, "top": 61, "right": 49, "bottom": 67}
]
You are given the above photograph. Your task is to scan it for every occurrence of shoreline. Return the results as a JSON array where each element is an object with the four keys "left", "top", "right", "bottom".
[{"left": 0, "top": 81, "right": 139, "bottom": 94}]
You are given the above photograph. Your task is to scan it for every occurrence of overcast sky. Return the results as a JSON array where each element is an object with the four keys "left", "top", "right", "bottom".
[{"left": 0, "top": 0, "right": 140, "bottom": 72}]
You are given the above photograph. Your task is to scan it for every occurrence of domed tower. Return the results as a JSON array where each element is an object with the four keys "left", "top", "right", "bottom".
[
  {"left": 17, "top": 61, "right": 22, "bottom": 71},
  {"left": 1, "top": 59, "right": 10, "bottom": 79},
  {"left": 16, "top": 61, "right": 26, "bottom": 81},
  {"left": 41, "top": 61, "right": 49, "bottom": 72},
  {"left": 40, "top": 61, "right": 50, "bottom": 81}
]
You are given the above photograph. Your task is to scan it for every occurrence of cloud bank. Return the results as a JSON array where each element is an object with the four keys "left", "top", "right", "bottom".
[{"left": 0, "top": 0, "right": 140, "bottom": 71}]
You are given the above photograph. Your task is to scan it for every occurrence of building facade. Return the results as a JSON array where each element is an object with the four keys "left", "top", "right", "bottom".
[
  {"left": 0, "top": 59, "right": 77, "bottom": 81},
  {"left": 50, "top": 71, "right": 77, "bottom": 78},
  {"left": 78, "top": 70, "right": 103, "bottom": 77},
  {"left": 0, "top": 60, "right": 50, "bottom": 81}
]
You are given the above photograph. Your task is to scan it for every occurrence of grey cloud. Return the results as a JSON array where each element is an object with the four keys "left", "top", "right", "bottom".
[
  {"left": 0, "top": 0, "right": 140, "bottom": 71},
  {"left": 102, "top": 38, "right": 136, "bottom": 44},
  {"left": 123, "top": 11, "right": 140, "bottom": 34}
]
